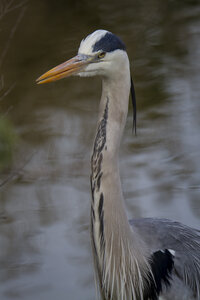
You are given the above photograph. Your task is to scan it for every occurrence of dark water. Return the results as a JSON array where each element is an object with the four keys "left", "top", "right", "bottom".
[{"left": 0, "top": 0, "right": 200, "bottom": 299}]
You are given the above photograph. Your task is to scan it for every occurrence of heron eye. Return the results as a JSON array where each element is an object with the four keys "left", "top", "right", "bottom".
[{"left": 98, "top": 52, "right": 106, "bottom": 59}]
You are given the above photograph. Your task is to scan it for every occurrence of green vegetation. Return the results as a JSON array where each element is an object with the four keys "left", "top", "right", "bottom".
[
  {"left": 0, "top": 1, "right": 25, "bottom": 173},
  {"left": 0, "top": 117, "right": 17, "bottom": 170}
]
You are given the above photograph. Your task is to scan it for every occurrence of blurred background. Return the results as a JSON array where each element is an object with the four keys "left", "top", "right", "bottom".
[{"left": 0, "top": 0, "right": 200, "bottom": 299}]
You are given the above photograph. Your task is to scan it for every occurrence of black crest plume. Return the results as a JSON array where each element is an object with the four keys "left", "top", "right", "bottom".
[{"left": 131, "top": 77, "right": 137, "bottom": 134}]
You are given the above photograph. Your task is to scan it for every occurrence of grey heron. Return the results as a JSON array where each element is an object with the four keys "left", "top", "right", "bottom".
[{"left": 37, "top": 30, "right": 200, "bottom": 300}]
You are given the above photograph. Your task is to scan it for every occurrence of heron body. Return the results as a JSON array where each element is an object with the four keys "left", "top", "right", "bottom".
[{"left": 37, "top": 30, "right": 200, "bottom": 300}]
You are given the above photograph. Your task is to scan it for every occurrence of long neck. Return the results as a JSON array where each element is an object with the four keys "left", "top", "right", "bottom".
[
  {"left": 91, "top": 70, "right": 131, "bottom": 246},
  {"left": 90, "top": 59, "right": 150, "bottom": 300}
]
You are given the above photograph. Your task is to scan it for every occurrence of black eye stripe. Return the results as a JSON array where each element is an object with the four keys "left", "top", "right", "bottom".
[{"left": 93, "top": 32, "right": 126, "bottom": 53}]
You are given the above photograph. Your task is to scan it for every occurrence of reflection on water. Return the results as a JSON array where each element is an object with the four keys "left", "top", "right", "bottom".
[{"left": 0, "top": 0, "right": 200, "bottom": 299}]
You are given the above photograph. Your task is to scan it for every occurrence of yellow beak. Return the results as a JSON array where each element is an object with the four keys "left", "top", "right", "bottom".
[{"left": 36, "top": 54, "right": 91, "bottom": 84}]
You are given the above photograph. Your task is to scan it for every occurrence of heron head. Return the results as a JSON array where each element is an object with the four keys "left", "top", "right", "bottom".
[{"left": 36, "top": 30, "right": 129, "bottom": 84}]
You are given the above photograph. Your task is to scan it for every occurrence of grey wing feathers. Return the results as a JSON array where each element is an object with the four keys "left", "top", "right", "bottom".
[{"left": 130, "top": 218, "right": 200, "bottom": 298}]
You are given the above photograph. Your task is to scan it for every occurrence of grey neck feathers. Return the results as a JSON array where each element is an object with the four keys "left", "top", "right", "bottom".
[{"left": 90, "top": 67, "right": 150, "bottom": 300}]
